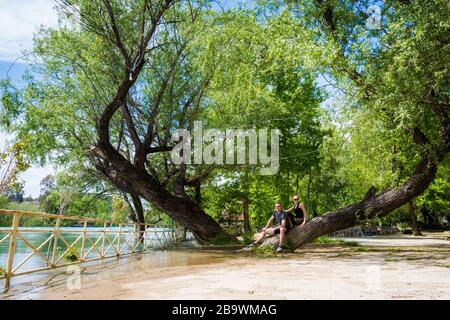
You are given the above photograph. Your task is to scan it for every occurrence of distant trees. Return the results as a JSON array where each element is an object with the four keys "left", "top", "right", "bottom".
[
  {"left": 3, "top": 182, "right": 25, "bottom": 203},
  {"left": 38, "top": 172, "right": 109, "bottom": 219}
]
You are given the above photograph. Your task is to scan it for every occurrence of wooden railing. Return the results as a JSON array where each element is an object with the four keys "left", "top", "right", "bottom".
[{"left": 0, "top": 209, "right": 185, "bottom": 288}]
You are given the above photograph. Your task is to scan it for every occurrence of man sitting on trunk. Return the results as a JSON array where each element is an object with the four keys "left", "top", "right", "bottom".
[{"left": 247, "top": 202, "right": 291, "bottom": 252}]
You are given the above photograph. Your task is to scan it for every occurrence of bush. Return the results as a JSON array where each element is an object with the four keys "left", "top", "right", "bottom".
[
  {"left": 397, "top": 223, "right": 412, "bottom": 234},
  {"left": 64, "top": 249, "right": 79, "bottom": 262},
  {"left": 0, "top": 265, "right": 5, "bottom": 277},
  {"left": 241, "top": 231, "right": 255, "bottom": 245}
]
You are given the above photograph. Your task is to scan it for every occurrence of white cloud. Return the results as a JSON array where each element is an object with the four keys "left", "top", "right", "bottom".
[
  {"left": 0, "top": 0, "right": 59, "bottom": 61},
  {"left": 20, "top": 165, "right": 55, "bottom": 198}
]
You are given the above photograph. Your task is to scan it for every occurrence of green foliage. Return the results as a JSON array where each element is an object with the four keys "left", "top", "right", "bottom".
[
  {"left": 253, "top": 245, "right": 277, "bottom": 258},
  {"left": 312, "top": 236, "right": 359, "bottom": 247},
  {"left": 343, "top": 241, "right": 360, "bottom": 247},
  {"left": 312, "top": 236, "right": 342, "bottom": 244},
  {"left": 64, "top": 248, "right": 79, "bottom": 262},
  {"left": 416, "top": 164, "right": 450, "bottom": 227},
  {"left": 206, "top": 232, "right": 237, "bottom": 246},
  {"left": 241, "top": 231, "right": 255, "bottom": 245},
  {"left": 0, "top": 141, "right": 30, "bottom": 195},
  {"left": 4, "top": 201, "right": 43, "bottom": 226},
  {"left": 0, "top": 1, "right": 448, "bottom": 235},
  {"left": 6, "top": 200, "right": 41, "bottom": 213},
  {"left": 0, "top": 195, "right": 11, "bottom": 226},
  {"left": 282, "top": 237, "right": 295, "bottom": 251}
]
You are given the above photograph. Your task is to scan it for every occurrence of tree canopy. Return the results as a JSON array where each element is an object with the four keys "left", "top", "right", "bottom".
[{"left": 0, "top": 0, "right": 448, "bottom": 244}]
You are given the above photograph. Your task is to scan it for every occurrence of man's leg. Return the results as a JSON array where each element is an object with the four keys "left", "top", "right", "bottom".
[
  {"left": 254, "top": 231, "right": 267, "bottom": 244},
  {"left": 279, "top": 226, "right": 287, "bottom": 247},
  {"left": 254, "top": 228, "right": 276, "bottom": 244}
]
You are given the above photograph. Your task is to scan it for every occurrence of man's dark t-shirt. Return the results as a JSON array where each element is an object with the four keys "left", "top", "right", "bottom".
[{"left": 272, "top": 210, "right": 288, "bottom": 226}]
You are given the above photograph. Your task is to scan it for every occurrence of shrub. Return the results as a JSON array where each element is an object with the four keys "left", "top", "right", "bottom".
[{"left": 64, "top": 249, "right": 79, "bottom": 262}]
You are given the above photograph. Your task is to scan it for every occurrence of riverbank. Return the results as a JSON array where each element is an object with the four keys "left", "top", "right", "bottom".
[{"left": 2, "top": 234, "right": 450, "bottom": 300}]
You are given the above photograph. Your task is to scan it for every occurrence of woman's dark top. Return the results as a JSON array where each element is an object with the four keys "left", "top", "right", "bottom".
[{"left": 293, "top": 204, "right": 305, "bottom": 222}]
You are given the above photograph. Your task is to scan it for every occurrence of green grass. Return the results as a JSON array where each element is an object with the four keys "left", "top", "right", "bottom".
[
  {"left": 312, "top": 236, "right": 343, "bottom": 244},
  {"left": 352, "top": 246, "right": 372, "bottom": 252},
  {"left": 343, "top": 240, "right": 360, "bottom": 247},
  {"left": 312, "top": 236, "right": 361, "bottom": 247},
  {"left": 250, "top": 239, "right": 295, "bottom": 258},
  {"left": 333, "top": 252, "right": 357, "bottom": 257},
  {"left": 253, "top": 245, "right": 277, "bottom": 258}
]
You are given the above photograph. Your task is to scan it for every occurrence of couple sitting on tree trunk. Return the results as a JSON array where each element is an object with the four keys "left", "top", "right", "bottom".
[{"left": 247, "top": 195, "right": 307, "bottom": 252}]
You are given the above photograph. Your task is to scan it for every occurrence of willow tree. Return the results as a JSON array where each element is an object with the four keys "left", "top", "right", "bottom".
[
  {"left": 260, "top": 0, "right": 449, "bottom": 247},
  {"left": 1, "top": 0, "right": 240, "bottom": 242},
  {"left": 1, "top": 0, "right": 326, "bottom": 243}
]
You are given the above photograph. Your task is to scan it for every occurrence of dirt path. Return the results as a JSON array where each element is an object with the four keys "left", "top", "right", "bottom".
[{"left": 2, "top": 235, "right": 450, "bottom": 300}]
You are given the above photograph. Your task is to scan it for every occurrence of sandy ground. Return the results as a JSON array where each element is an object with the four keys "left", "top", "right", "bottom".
[{"left": 2, "top": 234, "right": 450, "bottom": 300}]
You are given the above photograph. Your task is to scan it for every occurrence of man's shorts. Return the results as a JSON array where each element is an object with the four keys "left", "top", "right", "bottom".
[{"left": 273, "top": 226, "right": 290, "bottom": 235}]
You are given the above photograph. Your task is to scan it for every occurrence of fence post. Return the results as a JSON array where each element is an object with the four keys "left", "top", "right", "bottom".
[
  {"left": 101, "top": 222, "right": 106, "bottom": 257},
  {"left": 143, "top": 224, "right": 148, "bottom": 251},
  {"left": 117, "top": 223, "right": 122, "bottom": 256},
  {"left": 81, "top": 221, "right": 87, "bottom": 261},
  {"left": 5, "top": 211, "right": 21, "bottom": 288},
  {"left": 46, "top": 237, "right": 52, "bottom": 267},
  {"left": 51, "top": 217, "right": 60, "bottom": 267}
]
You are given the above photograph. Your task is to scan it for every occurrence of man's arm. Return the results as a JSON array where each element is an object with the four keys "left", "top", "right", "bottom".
[{"left": 263, "top": 216, "right": 274, "bottom": 231}]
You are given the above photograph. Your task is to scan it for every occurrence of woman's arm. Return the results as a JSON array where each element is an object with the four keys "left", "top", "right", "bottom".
[
  {"left": 285, "top": 206, "right": 294, "bottom": 213},
  {"left": 300, "top": 203, "right": 307, "bottom": 225}
]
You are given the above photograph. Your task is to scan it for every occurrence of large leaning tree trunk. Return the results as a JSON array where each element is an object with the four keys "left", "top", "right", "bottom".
[
  {"left": 262, "top": 124, "right": 449, "bottom": 248},
  {"left": 93, "top": 142, "right": 233, "bottom": 243},
  {"left": 130, "top": 194, "right": 146, "bottom": 242}
]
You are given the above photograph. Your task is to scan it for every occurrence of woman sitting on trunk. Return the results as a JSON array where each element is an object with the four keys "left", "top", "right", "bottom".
[{"left": 285, "top": 194, "right": 307, "bottom": 226}]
